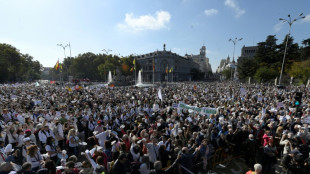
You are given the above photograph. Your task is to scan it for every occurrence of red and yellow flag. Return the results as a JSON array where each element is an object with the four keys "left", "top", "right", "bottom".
[
  {"left": 165, "top": 66, "right": 168, "bottom": 74},
  {"left": 55, "top": 60, "right": 59, "bottom": 70},
  {"left": 153, "top": 58, "right": 155, "bottom": 71},
  {"left": 130, "top": 67, "right": 134, "bottom": 72}
]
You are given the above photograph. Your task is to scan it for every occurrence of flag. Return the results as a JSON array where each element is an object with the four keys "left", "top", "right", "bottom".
[
  {"left": 50, "top": 81, "right": 55, "bottom": 84},
  {"left": 133, "top": 58, "right": 136, "bottom": 70},
  {"left": 152, "top": 58, "right": 155, "bottom": 71},
  {"left": 130, "top": 67, "right": 134, "bottom": 72},
  {"left": 248, "top": 77, "right": 251, "bottom": 84},
  {"left": 193, "top": 85, "right": 197, "bottom": 90},
  {"left": 290, "top": 76, "right": 293, "bottom": 85},
  {"left": 169, "top": 67, "right": 173, "bottom": 73},
  {"left": 55, "top": 60, "right": 59, "bottom": 70},
  {"left": 158, "top": 88, "right": 163, "bottom": 101},
  {"left": 166, "top": 66, "right": 168, "bottom": 74},
  {"left": 274, "top": 77, "right": 278, "bottom": 86}
]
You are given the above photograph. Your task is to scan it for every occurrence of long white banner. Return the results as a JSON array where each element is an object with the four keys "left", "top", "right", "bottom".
[{"left": 178, "top": 102, "right": 217, "bottom": 116}]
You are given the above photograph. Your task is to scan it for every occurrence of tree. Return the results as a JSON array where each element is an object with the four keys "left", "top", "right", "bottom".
[
  {"left": 221, "top": 68, "right": 233, "bottom": 80},
  {"left": 253, "top": 67, "right": 278, "bottom": 83},
  {"left": 288, "top": 59, "right": 310, "bottom": 84},
  {"left": 237, "top": 57, "right": 258, "bottom": 81},
  {"left": 0, "top": 44, "right": 42, "bottom": 82},
  {"left": 300, "top": 38, "right": 310, "bottom": 61}
]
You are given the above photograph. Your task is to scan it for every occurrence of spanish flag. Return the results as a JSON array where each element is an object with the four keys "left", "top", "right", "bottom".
[
  {"left": 165, "top": 66, "right": 168, "bottom": 74},
  {"left": 152, "top": 58, "right": 155, "bottom": 71},
  {"left": 169, "top": 67, "right": 173, "bottom": 73},
  {"left": 130, "top": 67, "right": 134, "bottom": 72},
  {"left": 55, "top": 60, "right": 59, "bottom": 70}
]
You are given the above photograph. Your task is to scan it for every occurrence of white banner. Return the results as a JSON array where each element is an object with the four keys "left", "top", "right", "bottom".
[{"left": 178, "top": 102, "right": 216, "bottom": 117}]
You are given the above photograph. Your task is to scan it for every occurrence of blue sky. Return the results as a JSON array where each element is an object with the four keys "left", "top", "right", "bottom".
[{"left": 0, "top": 0, "right": 309, "bottom": 72}]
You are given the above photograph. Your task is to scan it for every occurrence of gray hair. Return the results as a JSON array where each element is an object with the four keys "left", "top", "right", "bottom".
[
  {"left": 154, "top": 161, "right": 162, "bottom": 170},
  {"left": 254, "top": 163, "right": 262, "bottom": 172}
]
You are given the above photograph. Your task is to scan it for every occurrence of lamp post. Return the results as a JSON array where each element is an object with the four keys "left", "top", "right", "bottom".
[
  {"left": 57, "top": 44, "right": 69, "bottom": 84},
  {"left": 229, "top": 37, "right": 243, "bottom": 80},
  {"left": 102, "top": 49, "right": 112, "bottom": 55},
  {"left": 278, "top": 13, "right": 305, "bottom": 85}
]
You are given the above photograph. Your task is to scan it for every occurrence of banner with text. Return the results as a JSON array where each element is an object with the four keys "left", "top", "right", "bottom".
[{"left": 178, "top": 102, "right": 217, "bottom": 117}]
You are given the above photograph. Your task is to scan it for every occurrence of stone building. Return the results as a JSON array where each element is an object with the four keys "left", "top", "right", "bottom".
[
  {"left": 184, "top": 46, "right": 212, "bottom": 74},
  {"left": 135, "top": 44, "right": 198, "bottom": 82}
]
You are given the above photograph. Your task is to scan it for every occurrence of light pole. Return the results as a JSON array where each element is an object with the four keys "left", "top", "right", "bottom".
[
  {"left": 102, "top": 49, "right": 112, "bottom": 55},
  {"left": 229, "top": 37, "right": 242, "bottom": 80},
  {"left": 278, "top": 13, "right": 305, "bottom": 85},
  {"left": 57, "top": 43, "right": 69, "bottom": 84}
]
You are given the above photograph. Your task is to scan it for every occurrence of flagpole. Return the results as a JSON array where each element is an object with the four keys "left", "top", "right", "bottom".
[
  {"left": 167, "top": 64, "right": 168, "bottom": 83},
  {"left": 172, "top": 66, "right": 174, "bottom": 83},
  {"left": 153, "top": 57, "right": 155, "bottom": 84},
  {"left": 135, "top": 58, "right": 136, "bottom": 85}
]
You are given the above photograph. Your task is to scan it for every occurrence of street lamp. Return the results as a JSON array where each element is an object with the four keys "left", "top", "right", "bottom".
[
  {"left": 229, "top": 37, "right": 243, "bottom": 80},
  {"left": 102, "top": 49, "right": 112, "bottom": 55},
  {"left": 57, "top": 43, "right": 69, "bottom": 84},
  {"left": 57, "top": 44, "right": 69, "bottom": 58},
  {"left": 278, "top": 13, "right": 305, "bottom": 85}
]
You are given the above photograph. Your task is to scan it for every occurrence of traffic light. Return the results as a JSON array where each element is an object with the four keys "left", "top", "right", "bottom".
[{"left": 294, "top": 92, "right": 303, "bottom": 106}]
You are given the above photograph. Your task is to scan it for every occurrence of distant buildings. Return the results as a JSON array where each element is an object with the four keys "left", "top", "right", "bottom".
[
  {"left": 238, "top": 45, "right": 258, "bottom": 60},
  {"left": 216, "top": 56, "right": 234, "bottom": 73},
  {"left": 135, "top": 44, "right": 212, "bottom": 82},
  {"left": 216, "top": 45, "right": 258, "bottom": 79},
  {"left": 184, "top": 45, "right": 212, "bottom": 76}
]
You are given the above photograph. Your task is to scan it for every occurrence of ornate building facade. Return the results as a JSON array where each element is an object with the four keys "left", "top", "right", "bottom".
[{"left": 135, "top": 44, "right": 198, "bottom": 82}]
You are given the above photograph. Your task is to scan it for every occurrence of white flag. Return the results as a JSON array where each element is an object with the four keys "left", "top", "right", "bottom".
[
  {"left": 158, "top": 88, "right": 163, "bottom": 101},
  {"left": 248, "top": 77, "right": 251, "bottom": 84},
  {"left": 274, "top": 77, "right": 278, "bottom": 86},
  {"left": 290, "top": 77, "right": 293, "bottom": 85}
]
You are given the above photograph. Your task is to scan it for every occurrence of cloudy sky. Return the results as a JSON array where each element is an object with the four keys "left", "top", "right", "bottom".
[{"left": 0, "top": 0, "right": 309, "bottom": 72}]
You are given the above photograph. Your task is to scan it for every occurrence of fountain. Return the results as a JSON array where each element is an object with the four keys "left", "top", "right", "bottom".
[
  {"left": 135, "top": 70, "right": 156, "bottom": 87},
  {"left": 108, "top": 71, "right": 113, "bottom": 84},
  {"left": 136, "top": 70, "right": 142, "bottom": 85}
]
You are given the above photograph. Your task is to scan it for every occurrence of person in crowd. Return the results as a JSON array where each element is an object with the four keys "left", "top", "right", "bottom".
[
  {"left": 246, "top": 163, "right": 262, "bottom": 174},
  {"left": 26, "top": 145, "right": 43, "bottom": 172},
  {"left": 67, "top": 129, "right": 79, "bottom": 157}
]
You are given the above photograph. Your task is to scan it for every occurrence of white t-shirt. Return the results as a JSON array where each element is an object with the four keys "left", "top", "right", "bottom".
[
  {"left": 69, "top": 136, "right": 79, "bottom": 147},
  {"left": 45, "top": 144, "right": 57, "bottom": 157},
  {"left": 95, "top": 131, "right": 108, "bottom": 148}
]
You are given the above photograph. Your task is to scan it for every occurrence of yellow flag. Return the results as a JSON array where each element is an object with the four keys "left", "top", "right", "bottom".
[
  {"left": 169, "top": 67, "right": 173, "bottom": 73},
  {"left": 133, "top": 58, "right": 135, "bottom": 65},
  {"left": 55, "top": 60, "right": 59, "bottom": 70}
]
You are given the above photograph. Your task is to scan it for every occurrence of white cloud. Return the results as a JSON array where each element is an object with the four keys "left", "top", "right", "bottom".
[
  {"left": 117, "top": 11, "right": 171, "bottom": 32},
  {"left": 274, "top": 22, "right": 285, "bottom": 32},
  {"left": 224, "top": 0, "right": 245, "bottom": 18},
  {"left": 302, "top": 14, "right": 310, "bottom": 23},
  {"left": 204, "top": 9, "right": 218, "bottom": 16}
]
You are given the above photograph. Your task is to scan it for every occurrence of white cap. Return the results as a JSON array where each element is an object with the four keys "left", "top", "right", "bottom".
[{"left": 23, "top": 137, "right": 31, "bottom": 143}]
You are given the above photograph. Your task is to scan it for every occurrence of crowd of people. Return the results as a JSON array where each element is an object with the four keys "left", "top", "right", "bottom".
[{"left": 0, "top": 81, "right": 310, "bottom": 174}]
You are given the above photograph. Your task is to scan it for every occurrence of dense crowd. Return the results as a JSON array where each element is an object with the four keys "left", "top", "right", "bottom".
[{"left": 0, "top": 82, "right": 310, "bottom": 174}]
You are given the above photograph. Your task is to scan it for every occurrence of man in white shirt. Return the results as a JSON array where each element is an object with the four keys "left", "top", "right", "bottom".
[
  {"left": 95, "top": 127, "right": 117, "bottom": 149},
  {"left": 143, "top": 137, "right": 159, "bottom": 165},
  {"left": 38, "top": 124, "right": 55, "bottom": 145}
]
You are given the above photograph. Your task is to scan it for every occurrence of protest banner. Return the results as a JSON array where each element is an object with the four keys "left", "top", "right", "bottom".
[{"left": 178, "top": 102, "right": 216, "bottom": 117}]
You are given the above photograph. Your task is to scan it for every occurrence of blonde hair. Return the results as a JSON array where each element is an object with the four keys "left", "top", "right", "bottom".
[{"left": 67, "top": 129, "right": 76, "bottom": 140}]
